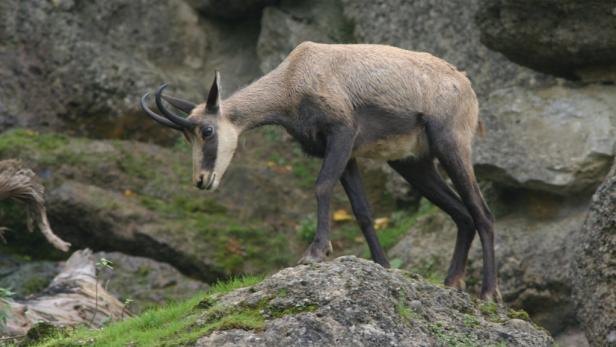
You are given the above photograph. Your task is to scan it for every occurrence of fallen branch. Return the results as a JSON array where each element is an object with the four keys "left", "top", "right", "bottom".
[
  {"left": 0, "top": 159, "right": 70, "bottom": 251},
  {"left": 2, "top": 249, "right": 126, "bottom": 336}
]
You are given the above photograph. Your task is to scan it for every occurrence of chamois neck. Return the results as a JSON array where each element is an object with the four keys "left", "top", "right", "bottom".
[{"left": 224, "top": 72, "right": 287, "bottom": 132}]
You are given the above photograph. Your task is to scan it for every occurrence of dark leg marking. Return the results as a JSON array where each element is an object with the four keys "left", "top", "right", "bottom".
[
  {"left": 423, "top": 120, "right": 499, "bottom": 301},
  {"left": 298, "top": 127, "right": 356, "bottom": 265},
  {"left": 388, "top": 157, "right": 475, "bottom": 288},
  {"left": 340, "top": 158, "right": 390, "bottom": 267}
]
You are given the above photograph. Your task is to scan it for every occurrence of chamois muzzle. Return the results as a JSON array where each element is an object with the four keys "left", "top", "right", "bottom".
[{"left": 140, "top": 84, "right": 196, "bottom": 130}]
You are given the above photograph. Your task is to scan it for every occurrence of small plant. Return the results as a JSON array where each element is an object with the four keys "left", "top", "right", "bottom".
[
  {"left": 462, "top": 313, "right": 480, "bottom": 327},
  {"left": 0, "top": 287, "right": 16, "bottom": 329},
  {"left": 507, "top": 308, "right": 531, "bottom": 321},
  {"left": 479, "top": 302, "right": 502, "bottom": 323},
  {"left": 396, "top": 298, "right": 418, "bottom": 322}
]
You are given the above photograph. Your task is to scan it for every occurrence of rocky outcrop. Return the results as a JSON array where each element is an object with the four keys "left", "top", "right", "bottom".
[
  {"left": 476, "top": 0, "right": 616, "bottom": 79},
  {"left": 187, "top": 0, "right": 277, "bottom": 19},
  {"left": 0, "top": 130, "right": 302, "bottom": 281},
  {"left": 4, "top": 249, "right": 125, "bottom": 336},
  {"left": 389, "top": 194, "right": 588, "bottom": 338},
  {"left": 0, "top": 0, "right": 208, "bottom": 141},
  {"left": 257, "top": 0, "right": 353, "bottom": 73},
  {"left": 572, "top": 162, "right": 616, "bottom": 346},
  {"left": 94, "top": 251, "right": 209, "bottom": 314},
  {"left": 195, "top": 256, "right": 552, "bottom": 346},
  {"left": 0, "top": 250, "right": 209, "bottom": 314},
  {"left": 474, "top": 84, "right": 616, "bottom": 194},
  {"left": 0, "top": 0, "right": 263, "bottom": 143},
  {"left": 340, "top": 0, "right": 552, "bottom": 97}
]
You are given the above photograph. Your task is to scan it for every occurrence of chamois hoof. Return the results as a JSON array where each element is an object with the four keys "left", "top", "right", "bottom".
[
  {"left": 298, "top": 241, "right": 333, "bottom": 265},
  {"left": 444, "top": 275, "right": 466, "bottom": 290},
  {"left": 480, "top": 287, "right": 503, "bottom": 303}
]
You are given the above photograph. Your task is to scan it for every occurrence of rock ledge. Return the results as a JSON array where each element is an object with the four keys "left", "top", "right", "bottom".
[{"left": 196, "top": 256, "right": 552, "bottom": 347}]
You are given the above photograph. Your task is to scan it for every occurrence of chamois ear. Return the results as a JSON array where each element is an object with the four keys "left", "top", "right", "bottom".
[{"left": 206, "top": 71, "right": 221, "bottom": 113}]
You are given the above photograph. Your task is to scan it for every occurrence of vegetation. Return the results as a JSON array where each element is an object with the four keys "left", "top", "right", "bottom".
[
  {"left": 31, "top": 276, "right": 265, "bottom": 347},
  {"left": 396, "top": 298, "right": 418, "bottom": 322},
  {"left": 0, "top": 129, "right": 292, "bottom": 275}
]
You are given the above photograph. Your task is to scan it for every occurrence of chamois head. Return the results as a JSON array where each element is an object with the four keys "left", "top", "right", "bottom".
[{"left": 141, "top": 72, "right": 239, "bottom": 191}]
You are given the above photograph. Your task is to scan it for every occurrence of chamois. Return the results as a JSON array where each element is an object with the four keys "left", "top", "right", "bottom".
[{"left": 141, "top": 42, "right": 499, "bottom": 300}]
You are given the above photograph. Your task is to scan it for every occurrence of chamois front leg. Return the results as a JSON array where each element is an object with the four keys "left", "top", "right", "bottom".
[{"left": 298, "top": 128, "right": 356, "bottom": 265}]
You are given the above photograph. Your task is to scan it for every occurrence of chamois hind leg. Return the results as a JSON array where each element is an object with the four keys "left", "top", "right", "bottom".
[
  {"left": 388, "top": 157, "right": 476, "bottom": 289},
  {"left": 340, "top": 158, "right": 390, "bottom": 267},
  {"left": 424, "top": 120, "right": 500, "bottom": 301}
]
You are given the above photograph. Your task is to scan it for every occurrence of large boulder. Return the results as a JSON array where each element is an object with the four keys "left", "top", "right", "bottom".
[
  {"left": 474, "top": 84, "right": 616, "bottom": 194},
  {"left": 339, "top": 0, "right": 552, "bottom": 97},
  {"left": 195, "top": 256, "right": 552, "bottom": 346},
  {"left": 187, "top": 0, "right": 278, "bottom": 19},
  {"left": 572, "top": 162, "right": 616, "bottom": 346},
  {"left": 0, "top": 0, "right": 207, "bottom": 141},
  {"left": 257, "top": 0, "right": 354, "bottom": 73},
  {"left": 475, "top": 0, "right": 616, "bottom": 79},
  {"left": 0, "top": 0, "right": 262, "bottom": 143},
  {"left": 389, "top": 194, "right": 589, "bottom": 341},
  {"left": 94, "top": 251, "right": 208, "bottom": 313}
]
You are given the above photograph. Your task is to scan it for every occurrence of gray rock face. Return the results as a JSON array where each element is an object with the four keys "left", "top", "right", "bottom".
[
  {"left": 475, "top": 0, "right": 616, "bottom": 79},
  {"left": 340, "top": 0, "right": 551, "bottom": 97},
  {"left": 195, "top": 257, "right": 553, "bottom": 347},
  {"left": 572, "top": 162, "right": 616, "bottom": 347},
  {"left": 474, "top": 84, "right": 616, "bottom": 194},
  {"left": 389, "top": 196, "right": 589, "bottom": 339},
  {"left": 0, "top": 0, "right": 206, "bottom": 141},
  {"left": 0, "top": 254, "right": 59, "bottom": 299},
  {"left": 257, "top": 0, "right": 353, "bottom": 73},
  {"left": 187, "top": 0, "right": 277, "bottom": 19},
  {"left": 47, "top": 181, "right": 227, "bottom": 283},
  {"left": 94, "top": 251, "right": 208, "bottom": 313}
]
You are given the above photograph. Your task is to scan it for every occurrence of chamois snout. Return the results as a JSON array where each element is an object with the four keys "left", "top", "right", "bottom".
[{"left": 194, "top": 171, "right": 215, "bottom": 190}]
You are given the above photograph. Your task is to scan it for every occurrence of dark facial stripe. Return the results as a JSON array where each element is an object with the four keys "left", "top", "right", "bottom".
[{"left": 202, "top": 132, "right": 218, "bottom": 171}]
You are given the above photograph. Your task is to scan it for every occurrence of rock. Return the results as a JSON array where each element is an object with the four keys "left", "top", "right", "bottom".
[
  {"left": 187, "top": 0, "right": 278, "bottom": 19},
  {"left": 4, "top": 249, "right": 125, "bottom": 336},
  {"left": 474, "top": 84, "right": 616, "bottom": 194},
  {"left": 572, "top": 161, "right": 616, "bottom": 346},
  {"left": 257, "top": 0, "right": 354, "bottom": 73},
  {"left": 339, "top": 0, "right": 552, "bottom": 97},
  {"left": 389, "top": 191, "right": 589, "bottom": 339},
  {"left": 475, "top": 0, "right": 616, "bottom": 79},
  {"left": 194, "top": 256, "right": 553, "bottom": 346},
  {"left": 0, "top": 0, "right": 207, "bottom": 142},
  {"left": 0, "top": 254, "right": 60, "bottom": 299},
  {"left": 94, "top": 251, "right": 208, "bottom": 313}
]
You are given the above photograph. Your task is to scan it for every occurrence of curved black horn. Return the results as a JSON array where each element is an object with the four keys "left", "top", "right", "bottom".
[
  {"left": 161, "top": 94, "right": 196, "bottom": 114},
  {"left": 155, "top": 84, "right": 194, "bottom": 129},
  {"left": 140, "top": 92, "right": 183, "bottom": 130}
]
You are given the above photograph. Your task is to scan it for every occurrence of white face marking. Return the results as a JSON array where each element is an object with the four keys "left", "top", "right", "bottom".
[{"left": 210, "top": 117, "right": 239, "bottom": 190}]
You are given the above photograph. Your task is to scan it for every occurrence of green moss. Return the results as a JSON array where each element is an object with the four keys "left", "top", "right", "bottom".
[
  {"left": 269, "top": 304, "right": 317, "bottom": 319},
  {"left": 479, "top": 302, "right": 503, "bottom": 323},
  {"left": 32, "top": 276, "right": 264, "bottom": 347},
  {"left": 22, "top": 277, "right": 51, "bottom": 296},
  {"left": 428, "top": 322, "right": 478, "bottom": 347},
  {"left": 396, "top": 299, "right": 418, "bottom": 322},
  {"left": 507, "top": 308, "right": 530, "bottom": 321},
  {"left": 462, "top": 313, "right": 480, "bottom": 328}
]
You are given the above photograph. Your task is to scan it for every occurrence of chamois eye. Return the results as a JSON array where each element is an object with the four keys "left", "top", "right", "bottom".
[{"left": 202, "top": 126, "right": 214, "bottom": 138}]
